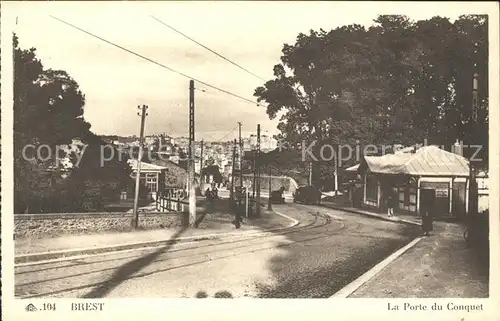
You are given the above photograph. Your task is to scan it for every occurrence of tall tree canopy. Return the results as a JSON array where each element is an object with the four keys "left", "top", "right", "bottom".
[
  {"left": 255, "top": 15, "right": 489, "bottom": 187},
  {"left": 14, "top": 34, "right": 131, "bottom": 213}
]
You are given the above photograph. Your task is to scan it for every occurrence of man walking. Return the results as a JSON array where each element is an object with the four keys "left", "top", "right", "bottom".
[
  {"left": 387, "top": 191, "right": 395, "bottom": 217},
  {"left": 204, "top": 186, "right": 214, "bottom": 213},
  {"left": 420, "top": 189, "right": 436, "bottom": 236}
]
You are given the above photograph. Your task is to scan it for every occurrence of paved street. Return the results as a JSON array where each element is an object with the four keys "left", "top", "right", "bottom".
[{"left": 15, "top": 205, "right": 419, "bottom": 298}]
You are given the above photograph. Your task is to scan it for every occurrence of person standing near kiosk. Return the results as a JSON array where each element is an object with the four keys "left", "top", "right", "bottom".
[{"left": 420, "top": 189, "right": 436, "bottom": 236}]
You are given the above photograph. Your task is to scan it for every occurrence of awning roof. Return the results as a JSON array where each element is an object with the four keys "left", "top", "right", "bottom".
[
  {"left": 345, "top": 164, "right": 359, "bottom": 172},
  {"left": 362, "top": 145, "right": 469, "bottom": 176},
  {"left": 128, "top": 159, "right": 168, "bottom": 171}
]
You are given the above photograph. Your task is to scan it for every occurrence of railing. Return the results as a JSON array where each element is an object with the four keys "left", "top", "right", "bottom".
[{"left": 156, "top": 188, "right": 189, "bottom": 212}]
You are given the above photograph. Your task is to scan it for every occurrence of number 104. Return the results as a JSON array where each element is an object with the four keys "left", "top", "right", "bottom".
[{"left": 42, "top": 303, "right": 56, "bottom": 311}]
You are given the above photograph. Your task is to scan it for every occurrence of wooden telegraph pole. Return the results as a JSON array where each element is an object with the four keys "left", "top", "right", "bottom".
[
  {"left": 309, "top": 161, "right": 313, "bottom": 186},
  {"left": 188, "top": 80, "right": 196, "bottom": 226},
  {"left": 267, "top": 165, "right": 272, "bottom": 211},
  {"left": 256, "top": 124, "right": 261, "bottom": 217},
  {"left": 252, "top": 153, "right": 256, "bottom": 199},
  {"left": 232, "top": 139, "right": 241, "bottom": 228},
  {"left": 467, "top": 40, "right": 480, "bottom": 219},
  {"left": 133, "top": 105, "right": 148, "bottom": 229},
  {"left": 468, "top": 72, "right": 479, "bottom": 217},
  {"left": 334, "top": 152, "right": 338, "bottom": 195},
  {"left": 230, "top": 139, "right": 236, "bottom": 206},
  {"left": 238, "top": 122, "right": 243, "bottom": 190},
  {"left": 200, "top": 139, "right": 204, "bottom": 191}
]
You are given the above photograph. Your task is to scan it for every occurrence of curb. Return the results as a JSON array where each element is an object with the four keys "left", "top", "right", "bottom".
[
  {"left": 330, "top": 236, "right": 423, "bottom": 298},
  {"left": 321, "top": 203, "right": 421, "bottom": 227},
  {"left": 15, "top": 206, "right": 299, "bottom": 265}
]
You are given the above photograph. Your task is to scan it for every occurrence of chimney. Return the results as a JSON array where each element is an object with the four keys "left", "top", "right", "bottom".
[{"left": 452, "top": 139, "right": 463, "bottom": 157}]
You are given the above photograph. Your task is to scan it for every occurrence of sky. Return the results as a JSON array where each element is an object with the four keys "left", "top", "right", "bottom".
[{"left": 9, "top": 1, "right": 481, "bottom": 141}]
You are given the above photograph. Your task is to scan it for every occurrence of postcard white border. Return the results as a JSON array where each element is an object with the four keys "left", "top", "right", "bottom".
[{"left": 1, "top": 1, "right": 499, "bottom": 321}]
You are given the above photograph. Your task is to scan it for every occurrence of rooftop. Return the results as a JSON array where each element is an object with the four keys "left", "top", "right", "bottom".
[
  {"left": 127, "top": 159, "right": 168, "bottom": 171},
  {"left": 362, "top": 145, "right": 469, "bottom": 176}
]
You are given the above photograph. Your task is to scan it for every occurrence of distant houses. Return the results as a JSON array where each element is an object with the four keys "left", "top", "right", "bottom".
[
  {"left": 127, "top": 157, "right": 204, "bottom": 200},
  {"left": 127, "top": 159, "right": 167, "bottom": 200}
]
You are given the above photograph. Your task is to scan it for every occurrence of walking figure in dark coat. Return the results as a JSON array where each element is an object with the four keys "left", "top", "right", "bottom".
[
  {"left": 422, "top": 208, "right": 434, "bottom": 236},
  {"left": 205, "top": 187, "right": 215, "bottom": 213},
  {"left": 420, "top": 189, "right": 436, "bottom": 236},
  {"left": 387, "top": 190, "right": 396, "bottom": 217}
]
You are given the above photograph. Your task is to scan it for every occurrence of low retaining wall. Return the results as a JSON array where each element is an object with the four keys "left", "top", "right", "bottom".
[{"left": 14, "top": 212, "right": 189, "bottom": 239}]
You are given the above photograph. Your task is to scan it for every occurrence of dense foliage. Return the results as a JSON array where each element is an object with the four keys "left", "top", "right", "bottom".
[
  {"left": 254, "top": 15, "right": 488, "bottom": 188},
  {"left": 14, "top": 34, "right": 132, "bottom": 213}
]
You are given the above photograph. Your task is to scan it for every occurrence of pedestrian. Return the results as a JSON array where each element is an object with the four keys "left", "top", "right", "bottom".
[
  {"left": 205, "top": 187, "right": 214, "bottom": 213},
  {"left": 212, "top": 185, "right": 218, "bottom": 199},
  {"left": 234, "top": 198, "right": 242, "bottom": 229},
  {"left": 387, "top": 191, "right": 395, "bottom": 217},
  {"left": 421, "top": 206, "right": 434, "bottom": 236},
  {"left": 420, "top": 190, "right": 435, "bottom": 236}
]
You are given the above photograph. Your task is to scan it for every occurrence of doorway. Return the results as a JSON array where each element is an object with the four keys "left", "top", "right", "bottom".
[{"left": 419, "top": 189, "right": 436, "bottom": 216}]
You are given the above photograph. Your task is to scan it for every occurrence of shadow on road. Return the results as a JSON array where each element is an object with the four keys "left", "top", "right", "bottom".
[
  {"left": 252, "top": 204, "right": 421, "bottom": 298},
  {"left": 81, "top": 227, "right": 187, "bottom": 298}
]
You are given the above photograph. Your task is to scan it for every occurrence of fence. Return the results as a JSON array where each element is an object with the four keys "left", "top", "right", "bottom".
[{"left": 156, "top": 188, "right": 189, "bottom": 212}]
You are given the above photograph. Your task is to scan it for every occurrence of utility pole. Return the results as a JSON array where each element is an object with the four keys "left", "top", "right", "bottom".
[
  {"left": 252, "top": 153, "right": 256, "bottom": 199},
  {"left": 256, "top": 124, "right": 261, "bottom": 217},
  {"left": 188, "top": 80, "right": 196, "bottom": 226},
  {"left": 468, "top": 72, "right": 479, "bottom": 217},
  {"left": 267, "top": 166, "right": 272, "bottom": 211},
  {"left": 132, "top": 104, "right": 148, "bottom": 229},
  {"left": 334, "top": 153, "right": 338, "bottom": 195},
  {"left": 200, "top": 139, "right": 204, "bottom": 191},
  {"left": 230, "top": 139, "right": 236, "bottom": 205},
  {"left": 309, "top": 161, "right": 313, "bottom": 186},
  {"left": 238, "top": 122, "right": 243, "bottom": 190},
  {"left": 467, "top": 41, "right": 480, "bottom": 220}
]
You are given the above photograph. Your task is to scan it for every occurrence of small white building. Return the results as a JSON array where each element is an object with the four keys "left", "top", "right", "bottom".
[
  {"left": 127, "top": 159, "right": 167, "bottom": 201},
  {"left": 345, "top": 145, "right": 488, "bottom": 220}
]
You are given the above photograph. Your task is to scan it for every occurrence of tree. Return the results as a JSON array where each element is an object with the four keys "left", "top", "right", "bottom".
[
  {"left": 14, "top": 34, "right": 131, "bottom": 213},
  {"left": 254, "top": 15, "right": 489, "bottom": 186},
  {"left": 201, "top": 165, "right": 223, "bottom": 184},
  {"left": 14, "top": 33, "right": 89, "bottom": 212},
  {"left": 64, "top": 132, "right": 132, "bottom": 210}
]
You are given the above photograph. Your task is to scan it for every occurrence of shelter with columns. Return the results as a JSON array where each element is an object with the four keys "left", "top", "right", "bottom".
[{"left": 345, "top": 145, "right": 487, "bottom": 220}]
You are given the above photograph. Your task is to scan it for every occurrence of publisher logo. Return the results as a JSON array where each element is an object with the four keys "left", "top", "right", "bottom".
[{"left": 25, "top": 303, "right": 38, "bottom": 312}]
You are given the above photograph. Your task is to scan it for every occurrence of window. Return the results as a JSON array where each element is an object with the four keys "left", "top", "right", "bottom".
[
  {"left": 405, "top": 177, "right": 417, "bottom": 206},
  {"left": 404, "top": 188, "right": 410, "bottom": 206},
  {"left": 366, "top": 175, "right": 378, "bottom": 201},
  {"left": 146, "top": 173, "right": 157, "bottom": 192}
]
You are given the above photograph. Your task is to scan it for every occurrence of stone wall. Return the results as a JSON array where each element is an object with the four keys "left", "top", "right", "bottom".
[{"left": 14, "top": 212, "right": 189, "bottom": 239}]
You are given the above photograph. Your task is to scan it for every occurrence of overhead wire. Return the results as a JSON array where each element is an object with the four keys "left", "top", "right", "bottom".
[
  {"left": 213, "top": 125, "right": 239, "bottom": 143},
  {"left": 50, "top": 15, "right": 267, "bottom": 108},
  {"left": 151, "top": 15, "right": 267, "bottom": 82}
]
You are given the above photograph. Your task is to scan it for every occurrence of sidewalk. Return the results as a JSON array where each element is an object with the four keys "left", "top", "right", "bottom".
[
  {"left": 321, "top": 201, "right": 422, "bottom": 226},
  {"left": 348, "top": 221, "right": 489, "bottom": 298},
  {"left": 322, "top": 201, "right": 489, "bottom": 298},
  {"left": 15, "top": 205, "right": 295, "bottom": 262},
  {"left": 15, "top": 223, "right": 231, "bottom": 256}
]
